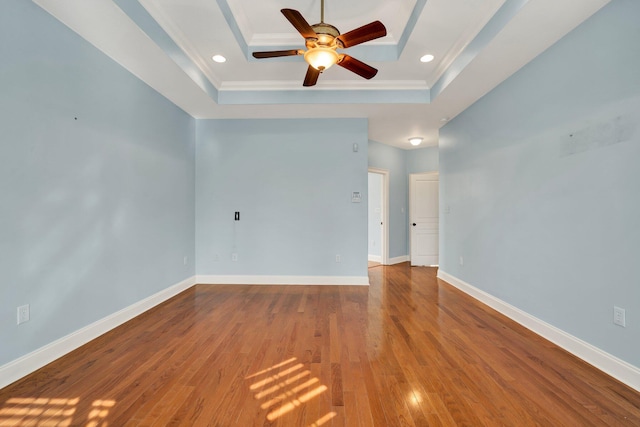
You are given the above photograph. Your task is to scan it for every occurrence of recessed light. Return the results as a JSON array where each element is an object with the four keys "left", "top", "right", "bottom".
[
  {"left": 212, "top": 55, "right": 226, "bottom": 63},
  {"left": 408, "top": 137, "right": 423, "bottom": 146},
  {"left": 420, "top": 54, "right": 434, "bottom": 63}
]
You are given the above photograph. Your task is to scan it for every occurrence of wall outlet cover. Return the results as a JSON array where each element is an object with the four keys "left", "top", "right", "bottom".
[
  {"left": 17, "top": 305, "right": 30, "bottom": 325},
  {"left": 613, "top": 306, "right": 626, "bottom": 327}
]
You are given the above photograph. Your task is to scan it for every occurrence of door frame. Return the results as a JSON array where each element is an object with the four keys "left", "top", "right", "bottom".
[
  {"left": 368, "top": 168, "right": 389, "bottom": 265},
  {"left": 409, "top": 171, "right": 439, "bottom": 266}
]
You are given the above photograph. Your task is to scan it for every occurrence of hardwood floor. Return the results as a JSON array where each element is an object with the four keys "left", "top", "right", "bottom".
[{"left": 1, "top": 263, "right": 639, "bottom": 426}]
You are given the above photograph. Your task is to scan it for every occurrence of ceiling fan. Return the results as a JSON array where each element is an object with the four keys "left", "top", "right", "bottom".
[{"left": 252, "top": 0, "right": 387, "bottom": 87}]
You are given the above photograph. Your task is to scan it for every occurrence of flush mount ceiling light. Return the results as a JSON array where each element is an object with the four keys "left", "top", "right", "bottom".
[
  {"left": 420, "top": 54, "right": 434, "bottom": 63},
  {"left": 252, "top": 0, "right": 386, "bottom": 87},
  {"left": 409, "top": 137, "right": 423, "bottom": 146},
  {"left": 212, "top": 55, "right": 226, "bottom": 63}
]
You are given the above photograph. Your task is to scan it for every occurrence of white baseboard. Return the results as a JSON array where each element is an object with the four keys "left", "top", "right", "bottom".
[
  {"left": 368, "top": 255, "right": 382, "bottom": 262},
  {"left": 436, "top": 270, "right": 640, "bottom": 392},
  {"left": 0, "top": 275, "right": 197, "bottom": 390},
  {"left": 197, "top": 275, "right": 370, "bottom": 286},
  {"left": 388, "top": 255, "right": 409, "bottom": 265}
]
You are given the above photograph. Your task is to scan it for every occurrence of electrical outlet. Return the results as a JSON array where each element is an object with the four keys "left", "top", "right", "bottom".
[
  {"left": 17, "top": 305, "right": 30, "bottom": 325},
  {"left": 183, "top": 256, "right": 188, "bottom": 266},
  {"left": 335, "top": 255, "right": 341, "bottom": 263},
  {"left": 459, "top": 256, "right": 464, "bottom": 266},
  {"left": 232, "top": 253, "right": 238, "bottom": 262},
  {"left": 613, "top": 306, "right": 626, "bottom": 327}
]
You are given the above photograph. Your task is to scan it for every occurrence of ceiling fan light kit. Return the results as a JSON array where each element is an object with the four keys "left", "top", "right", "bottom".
[
  {"left": 304, "top": 47, "right": 339, "bottom": 71},
  {"left": 252, "top": 0, "right": 386, "bottom": 87}
]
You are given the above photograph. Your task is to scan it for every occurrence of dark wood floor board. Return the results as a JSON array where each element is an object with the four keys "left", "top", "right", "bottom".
[{"left": 1, "top": 263, "right": 639, "bottom": 426}]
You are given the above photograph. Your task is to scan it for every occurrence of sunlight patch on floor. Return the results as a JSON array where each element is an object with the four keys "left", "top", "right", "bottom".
[
  {"left": 0, "top": 397, "right": 115, "bottom": 426},
  {"left": 308, "top": 411, "right": 337, "bottom": 426},
  {"left": 247, "top": 357, "right": 337, "bottom": 425}
]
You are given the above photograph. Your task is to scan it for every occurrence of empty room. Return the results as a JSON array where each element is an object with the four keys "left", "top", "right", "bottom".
[{"left": 1, "top": 0, "right": 639, "bottom": 425}]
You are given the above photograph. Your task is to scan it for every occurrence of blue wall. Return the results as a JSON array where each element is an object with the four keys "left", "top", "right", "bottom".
[
  {"left": 368, "top": 141, "right": 409, "bottom": 259},
  {"left": 196, "top": 119, "right": 369, "bottom": 277},
  {"left": 407, "top": 146, "right": 439, "bottom": 175},
  {"left": 369, "top": 141, "right": 439, "bottom": 259},
  {"left": 439, "top": 0, "right": 640, "bottom": 366},
  {"left": 0, "top": 0, "right": 195, "bottom": 366}
]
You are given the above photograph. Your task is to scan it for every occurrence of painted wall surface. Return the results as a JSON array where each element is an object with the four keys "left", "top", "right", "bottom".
[
  {"left": 0, "top": 1, "right": 196, "bottom": 366},
  {"left": 368, "top": 142, "right": 440, "bottom": 259},
  {"left": 439, "top": 0, "right": 640, "bottom": 366},
  {"left": 196, "top": 119, "right": 368, "bottom": 277},
  {"left": 368, "top": 141, "right": 408, "bottom": 259},
  {"left": 406, "top": 146, "right": 439, "bottom": 175},
  {"left": 367, "top": 173, "right": 383, "bottom": 258}
]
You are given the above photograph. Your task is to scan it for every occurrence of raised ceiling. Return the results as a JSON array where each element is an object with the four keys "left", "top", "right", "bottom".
[{"left": 33, "top": 0, "right": 609, "bottom": 148}]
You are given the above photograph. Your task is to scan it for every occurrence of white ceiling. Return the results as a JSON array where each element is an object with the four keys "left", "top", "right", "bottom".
[{"left": 33, "top": 0, "right": 609, "bottom": 149}]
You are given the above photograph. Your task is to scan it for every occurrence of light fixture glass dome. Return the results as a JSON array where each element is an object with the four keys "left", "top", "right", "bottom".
[
  {"left": 304, "top": 47, "right": 339, "bottom": 71},
  {"left": 409, "top": 137, "right": 423, "bottom": 146}
]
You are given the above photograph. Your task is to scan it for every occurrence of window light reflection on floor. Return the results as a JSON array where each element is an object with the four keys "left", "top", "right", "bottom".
[
  {"left": 246, "top": 357, "right": 336, "bottom": 424},
  {"left": 0, "top": 397, "right": 115, "bottom": 427},
  {"left": 309, "top": 411, "right": 337, "bottom": 426}
]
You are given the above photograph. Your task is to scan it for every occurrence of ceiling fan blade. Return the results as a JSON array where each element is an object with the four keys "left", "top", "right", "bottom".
[
  {"left": 252, "top": 50, "right": 301, "bottom": 59},
  {"left": 281, "top": 9, "right": 317, "bottom": 39},
  {"left": 303, "top": 66, "right": 320, "bottom": 87},
  {"left": 337, "top": 55, "right": 378, "bottom": 79},
  {"left": 336, "top": 21, "right": 386, "bottom": 48}
]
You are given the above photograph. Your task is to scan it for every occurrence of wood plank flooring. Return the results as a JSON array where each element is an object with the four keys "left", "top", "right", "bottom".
[{"left": 1, "top": 263, "right": 639, "bottom": 426}]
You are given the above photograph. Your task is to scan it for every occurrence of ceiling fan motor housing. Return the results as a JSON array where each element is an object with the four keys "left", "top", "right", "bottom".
[{"left": 309, "top": 23, "right": 341, "bottom": 47}]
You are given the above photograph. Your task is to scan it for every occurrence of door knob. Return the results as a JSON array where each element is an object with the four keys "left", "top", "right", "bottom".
[{"left": 412, "top": 223, "right": 416, "bottom": 226}]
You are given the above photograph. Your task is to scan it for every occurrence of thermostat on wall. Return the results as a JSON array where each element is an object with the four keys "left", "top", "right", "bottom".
[{"left": 352, "top": 192, "right": 362, "bottom": 203}]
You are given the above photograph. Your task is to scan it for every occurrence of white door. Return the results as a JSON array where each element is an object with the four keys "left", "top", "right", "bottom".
[
  {"left": 368, "top": 168, "right": 389, "bottom": 265},
  {"left": 410, "top": 173, "right": 439, "bottom": 266},
  {"left": 368, "top": 172, "right": 383, "bottom": 263}
]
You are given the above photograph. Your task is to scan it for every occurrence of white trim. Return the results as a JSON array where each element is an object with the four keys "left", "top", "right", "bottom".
[
  {"left": 436, "top": 270, "right": 640, "bottom": 392},
  {"left": 0, "top": 275, "right": 197, "bottom": 390},
  {"left": 368, "top": 255, "right": 382, "bottom": 263},
  {"left": 368, "top": 168, "right": 390, "bottom": 266},
  {"left": 220, "top": 79, "right": 429, "bottom": 92},
  {"left": 388, "top": 255, "right": 410, "bottom": 265},
  {"left": 197, "top": 275, "right": 369, "bottom": 286}
]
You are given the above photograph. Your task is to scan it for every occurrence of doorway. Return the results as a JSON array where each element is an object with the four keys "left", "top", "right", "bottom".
[
  {"left": 410, "top": 172, "right": 439, "bottom": 266},
  {"left": 368, "top": 168, "right": 389, "bottom": 266}
]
